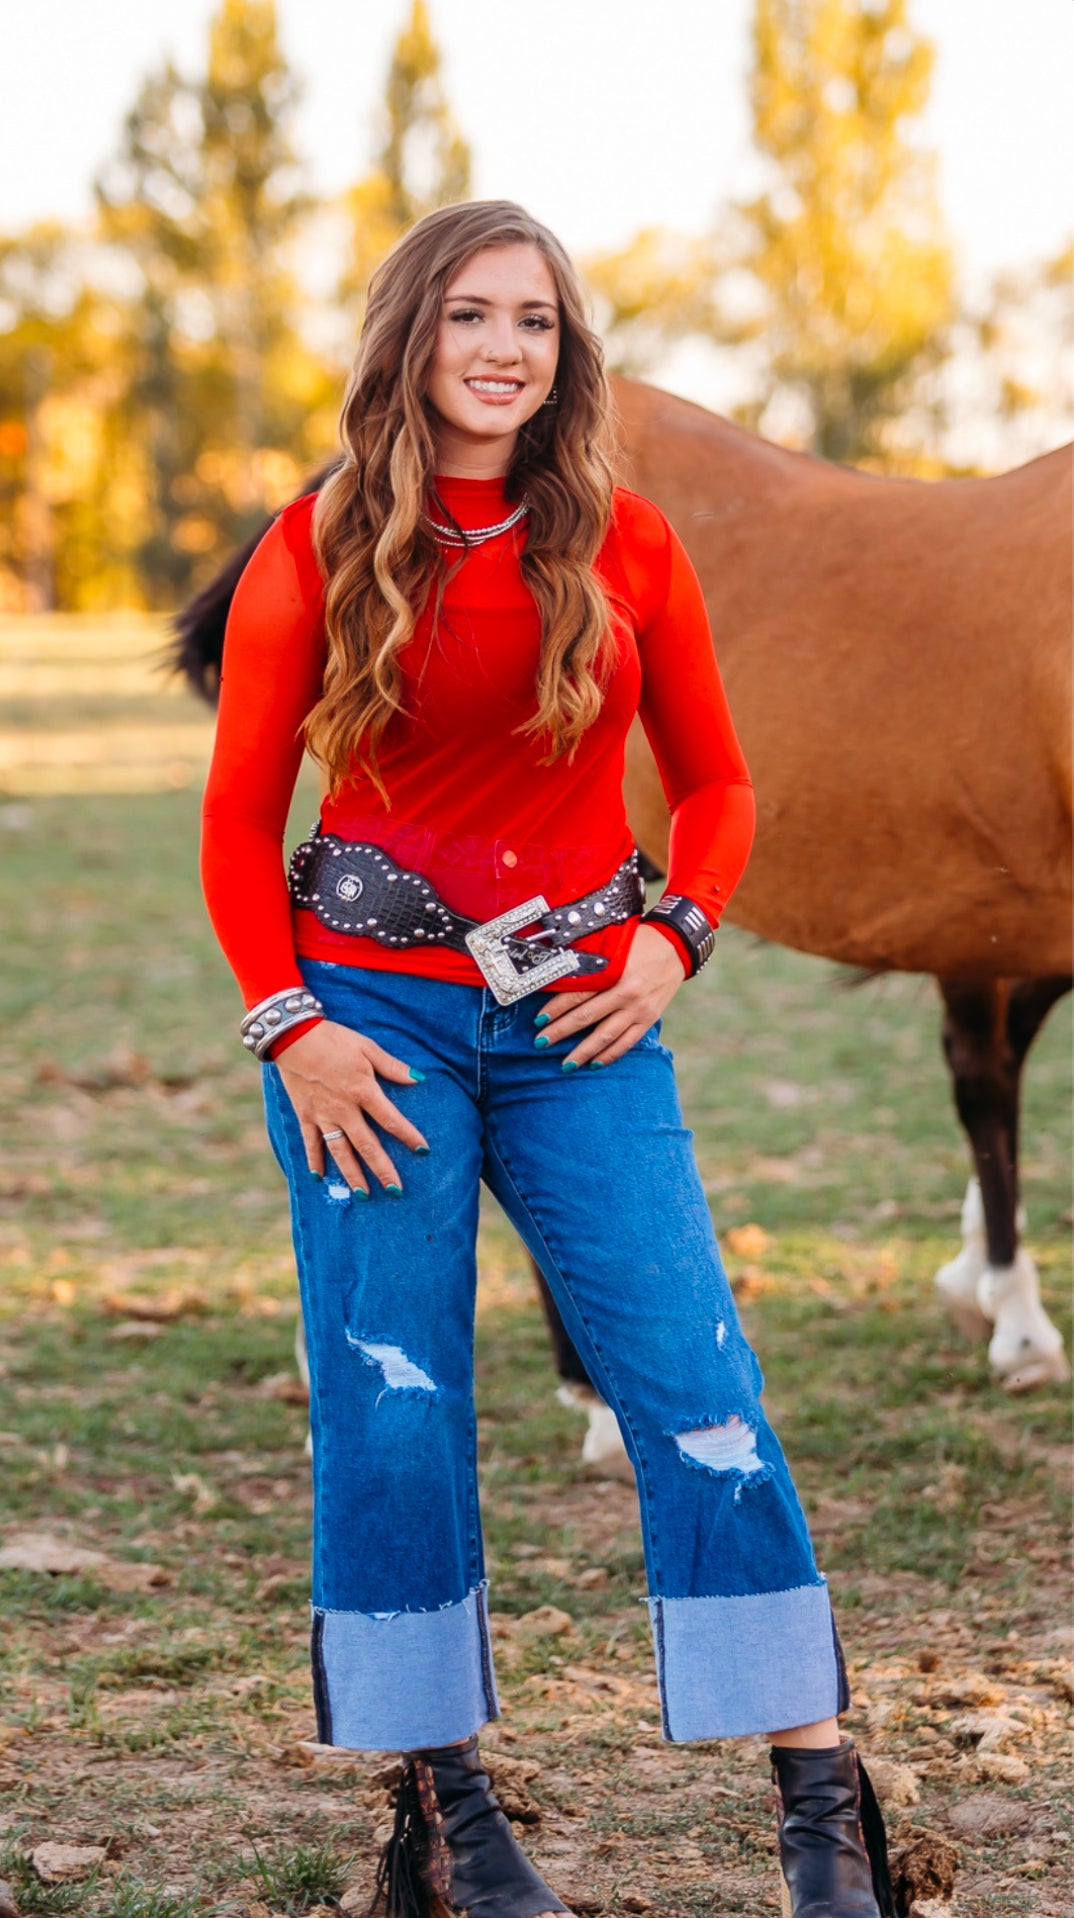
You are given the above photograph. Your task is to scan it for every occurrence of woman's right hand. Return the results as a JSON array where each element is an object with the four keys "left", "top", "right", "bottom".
[{"left": 273, "top": 1020, "right": 429, "bottom": 1195}]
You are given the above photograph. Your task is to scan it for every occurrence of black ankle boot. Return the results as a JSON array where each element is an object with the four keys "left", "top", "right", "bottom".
[
  {"left": 771, "top": 1738, "right": 896, "bottom": 1918},
  {"left": 368, "top": 1734, "right": 571, "bottom": 1917}
]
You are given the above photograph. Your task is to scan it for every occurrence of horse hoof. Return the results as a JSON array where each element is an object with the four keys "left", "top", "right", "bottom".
[
  {"left": 995, "top": 1344, "right": 1071, "bottom": 1394},
  {"left": 935, "top": 1179, "right": 993, "bottom": 1340},
  {"left": 556, "top": 1384, "right": 635, "bottom": 1481},
  {"left": 983, "top": 1252, "right": 1069, "bottom": 1391},
  {"left": 935, "top": 1252, "right": 993, "bottom": 1342}
]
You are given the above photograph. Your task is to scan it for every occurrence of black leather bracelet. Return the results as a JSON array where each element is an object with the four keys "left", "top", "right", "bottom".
[{"left": 641, "top": 893, "right": 716, "bottom": 977}]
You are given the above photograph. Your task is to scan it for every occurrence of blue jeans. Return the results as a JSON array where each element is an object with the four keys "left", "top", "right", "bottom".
[{"left": 263, "top": 959, "right": 847, "bottom": 1751}]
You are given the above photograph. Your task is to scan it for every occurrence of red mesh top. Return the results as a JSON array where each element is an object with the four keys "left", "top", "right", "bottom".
[{"left": 200, "top": 476, "right": 755, "bottom": 1036}]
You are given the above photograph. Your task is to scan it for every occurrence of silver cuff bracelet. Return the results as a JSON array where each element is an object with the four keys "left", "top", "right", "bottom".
[{"left": 240, "top": 987, "right": 324, "bottom": 1061}]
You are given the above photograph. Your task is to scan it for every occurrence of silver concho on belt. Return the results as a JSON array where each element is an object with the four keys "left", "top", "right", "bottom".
[{"left": 336, "top": 874, "right": 363, "bottom": 902}]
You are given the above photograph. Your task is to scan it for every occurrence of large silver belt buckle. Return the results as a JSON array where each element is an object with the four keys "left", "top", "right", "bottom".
[{"left": 465, "top": 895, "right": 582, "bottom": 1006}]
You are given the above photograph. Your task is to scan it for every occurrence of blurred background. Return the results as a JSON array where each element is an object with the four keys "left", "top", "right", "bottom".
[{"left": 1, "top": 0, "right": 1072, "bottom": 617}]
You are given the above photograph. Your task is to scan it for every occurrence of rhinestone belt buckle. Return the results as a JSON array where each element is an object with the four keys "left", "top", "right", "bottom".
[{"left": 465, "top": 895, "right": 582, "bottom": 1006}]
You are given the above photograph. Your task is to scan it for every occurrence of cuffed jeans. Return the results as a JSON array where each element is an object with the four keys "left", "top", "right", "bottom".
[{"left": 263, "top": 959, "right": 848, "bottom": 1751}]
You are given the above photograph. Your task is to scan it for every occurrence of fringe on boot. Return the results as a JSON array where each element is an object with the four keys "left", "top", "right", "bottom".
[
  {"left": 366, "top": 1757, "right": 455, "bottom": 1918},
  {"left": 855, "top": 1753, "right": 896, "bottom": 1918}
]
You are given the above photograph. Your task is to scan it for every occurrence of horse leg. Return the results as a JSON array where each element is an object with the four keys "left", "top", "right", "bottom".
[
  {"left": 530, "top": 1256, "right": 634, "bottom": 1480},
  {"left": 977, "top": 976, "right": 1072, "bottom": 1389},
  {"left": 935, "top": 976, "right": 1069, "bottom": 1390}
]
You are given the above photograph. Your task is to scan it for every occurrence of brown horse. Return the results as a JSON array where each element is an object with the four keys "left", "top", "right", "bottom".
[
  {"left": 174, "top": 376, "right": 1072, "bottom": 1405},
  {"left": 610, "top": 380, "right": 1071, "bottom": 1402}
]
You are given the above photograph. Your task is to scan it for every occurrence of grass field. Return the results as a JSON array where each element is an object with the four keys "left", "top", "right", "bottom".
[{"left": 0, "top": 617, "right": 1070, "bottom": 1917}]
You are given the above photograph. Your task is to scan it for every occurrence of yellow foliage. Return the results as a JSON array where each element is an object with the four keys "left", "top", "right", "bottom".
[{"left": 738, "top": 0, "right": 955, "bottom": 464}]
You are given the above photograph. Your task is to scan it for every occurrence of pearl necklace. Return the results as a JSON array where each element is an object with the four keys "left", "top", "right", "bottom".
[{"left": 421, "top": 497, "right": 530, "bottom": 549}]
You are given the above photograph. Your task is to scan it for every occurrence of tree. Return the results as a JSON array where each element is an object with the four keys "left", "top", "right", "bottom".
[
  {"left": 94, "top": 0, "right": 332, "bottom": 604},
  {"left": 948, "top": 241, "right": 1074, "bottom": 471},
  {"left": 730, "top": 0, "right": 955, "bottom": 465},
  {"left": 340, "top": 0, "right": 471, "bottom": 322},
  {"left": 590, "top": 0, "right": 955, "bottom": 471},
  {"left": 0, "top": 225, "right": 139, "bottom": 609},
  {"left": 583, "top": 229, "right": 720, "bottom": 379}
]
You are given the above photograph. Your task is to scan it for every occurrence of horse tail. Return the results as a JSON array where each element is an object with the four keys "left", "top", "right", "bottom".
[{"left": 165, "top": 462, "right": 338, "bottom": 706}]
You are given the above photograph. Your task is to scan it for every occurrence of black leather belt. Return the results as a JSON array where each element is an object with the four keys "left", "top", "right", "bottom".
[{"left": 288, "top": 831, "right": 645, "bottom": 1005}]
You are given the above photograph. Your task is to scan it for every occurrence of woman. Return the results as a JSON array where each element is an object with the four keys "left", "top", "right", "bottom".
[{"left": 201, "top": 201, "right": 892, "bottom": 1918}]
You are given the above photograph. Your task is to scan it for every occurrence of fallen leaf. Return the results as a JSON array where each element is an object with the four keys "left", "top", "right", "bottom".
[
  {"left": 0, "top": 1533, "right": 168, "bottom": 1590},
  {"left": 96, "top": 1560, "right": 171, "bottom": 1593},
  {"left": 515, "top": 1606, "right": 575, "bottom": 1642},
  {"left": 950, "top": 1710, "right": 1025, "bottom": 1753},
  {"left": 0, "top": 1533, "right": 109, "bottom": 1575},
  {"left": 726, "top": 1222, "right": 771, "bottom": 1256},
  {"left": 483, "top": 1752, "right": 541, "bottom": 1822},
  {"left": 931, "top": 1674, "right": 1006, "bottom": 1708},
  {"left": 1052, "top": 1664, "right": 1074, "bottom": 1703},
  {"left": 861, "top": 1756, "right": 919, "bottom": 1808},
  {"left": 257, "top": 1372, "right": 310, "bottom": 1405},
  {"left": 945, "top": 1792, "right": 1035, "bottom": 1839},
  {"left": 101, "top": 1289, "right": 209, "bottom": 1322},
  {"left": 32, "top": 1843, "right": 107, "bottom": 1883},
  {"left": 976, "top": 1751, "right": 1030, "bottom": 1784},
  {"left": 171, "top": 1471, "right": 217, "bottom": 1513}
]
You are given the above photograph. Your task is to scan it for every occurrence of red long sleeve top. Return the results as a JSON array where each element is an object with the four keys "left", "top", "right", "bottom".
[{"left": 200, "top": 475, "right": 755, "bottom": 1041}]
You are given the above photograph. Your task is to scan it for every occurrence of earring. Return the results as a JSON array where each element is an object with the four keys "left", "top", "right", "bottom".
[{"left": 542, "top": 386, "right": 559, "bottom": 408}]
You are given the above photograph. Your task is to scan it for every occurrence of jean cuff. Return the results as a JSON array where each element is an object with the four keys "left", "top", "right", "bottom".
[
  {"left": 648, "top": 1578, "right": 842, "bottom": 1740},
  {"left": 311, "top": 1580, "right": 500, "bottom": 1751}
]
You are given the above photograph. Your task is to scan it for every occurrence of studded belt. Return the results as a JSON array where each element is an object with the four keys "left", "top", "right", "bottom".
[{"left": 287, "top": 831, "right": 645, "bottom": 1005}]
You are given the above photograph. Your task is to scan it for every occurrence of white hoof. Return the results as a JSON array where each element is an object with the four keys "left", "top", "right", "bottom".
[
  {"left": 936, "top": 1178, "right": 991, "bottom": 1338},
  {"left": 556, "top": 1383, "right": 634, "bottom": 1481},
  {"left": 935, "top": 1244, "right": 993, "bottom": 1341},
  {"left": 980, "top": 1251, "right": 1070, "bottom": 1392}
]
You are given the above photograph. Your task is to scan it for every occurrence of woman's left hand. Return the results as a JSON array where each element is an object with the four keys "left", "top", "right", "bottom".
[{"left": 532, "top": 923, "right": 689, "bottom": 1069}]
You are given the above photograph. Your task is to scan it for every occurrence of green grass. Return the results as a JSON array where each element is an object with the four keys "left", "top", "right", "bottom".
[{"left": 0, "top": 620, "right": 1070, "bottom": 1916}]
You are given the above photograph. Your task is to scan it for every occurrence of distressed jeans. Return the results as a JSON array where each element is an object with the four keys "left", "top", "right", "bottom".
[{"left": 263, "top": 959, "right": 848, "bottom": 1751}]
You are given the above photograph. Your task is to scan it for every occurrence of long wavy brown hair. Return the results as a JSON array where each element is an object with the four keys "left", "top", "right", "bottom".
[{"left": 308, "top": 200, "right": 617, "bottom": 799}]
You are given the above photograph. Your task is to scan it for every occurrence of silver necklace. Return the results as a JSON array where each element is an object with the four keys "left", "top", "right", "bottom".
[{"left": 421, "top": 497, "right": 530, "bottom": 549}]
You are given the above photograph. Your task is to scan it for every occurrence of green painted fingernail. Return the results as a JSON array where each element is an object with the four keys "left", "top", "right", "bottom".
[
  {"left": 587, "top": 1059, "right": 605, "bottom": 1069},
  {"left": 385, "top": 1182, "right": 404, "bottom": 1197},
  {"left": 562, "top": 1059, "right": 580, "bottom": 1073},
  {"left": 408, "top": 1067, "right": 425, "bottom": 1082},
  {"left": 354, "top": 1186, "right": 369, "bottom": 1200},
  {"left": 415, "top": 1144, "right": 431, "bottom": 1156},
  {"left": 311, "top": 1171, "right": 323, "bottom": 1181},
  {"left": 534, "top": 1011, "right": 551, "bottom": 1027},
  {"left": 534, "top": 1033, "right": 550, "bottom": 1049}
]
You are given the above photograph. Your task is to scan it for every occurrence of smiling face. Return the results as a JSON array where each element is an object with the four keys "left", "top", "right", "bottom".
[{"left": 424, "top": 243, "right": 561, "bottom": 477}]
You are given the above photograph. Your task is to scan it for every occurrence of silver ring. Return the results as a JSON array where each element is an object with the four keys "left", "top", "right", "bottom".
[{"left": 321, "top": 1128, "right": 345, "bottom": 1142}]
